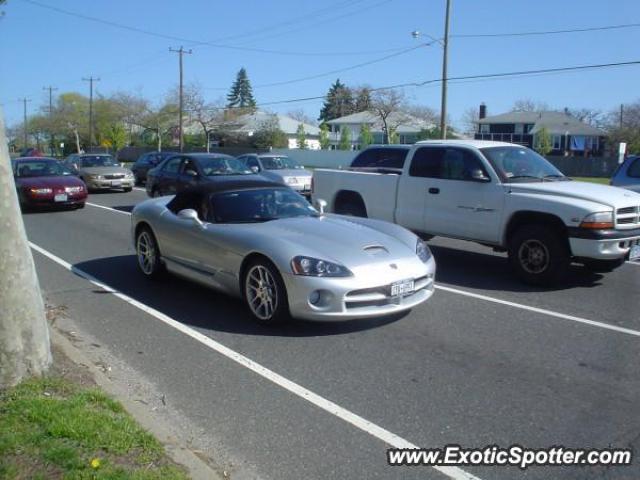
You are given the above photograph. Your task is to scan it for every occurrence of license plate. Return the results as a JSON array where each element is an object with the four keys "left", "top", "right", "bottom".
[
  {"left": 54, "top": 194, "right": 68, "bottom": 202},
  {"left": 391, "top": 280, "right": 414, "bottom": 297},
  {"left": 629, "top": 245, "right": 640, "bottom": 261},
  {"left": 111, "top": 180, "right": 122, "bottom": 186}
]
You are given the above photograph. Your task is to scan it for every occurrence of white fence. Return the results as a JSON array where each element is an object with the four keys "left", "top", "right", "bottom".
[{"left": 271, "top": 149, "right": 357, "bottom": 169}]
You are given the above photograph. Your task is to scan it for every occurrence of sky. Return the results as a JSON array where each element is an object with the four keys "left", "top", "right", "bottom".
[{"left": 1, "top": 0, "right": 639, "bottom": 131}]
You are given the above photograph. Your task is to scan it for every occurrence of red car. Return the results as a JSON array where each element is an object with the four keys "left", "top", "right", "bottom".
[{"left": 13, "top": 157, "right": 88, "bottom": 210}]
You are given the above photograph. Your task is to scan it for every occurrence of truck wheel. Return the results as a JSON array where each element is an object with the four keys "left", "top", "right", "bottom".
[
  {"left": 582, "top": 258, "right": 625, "bottom": 273},
  {"left": 508, "top": 225, "right": 569, "bottom": 286},
  {"left": 337, "top": 201, "right": 367, "bottom": 217}
]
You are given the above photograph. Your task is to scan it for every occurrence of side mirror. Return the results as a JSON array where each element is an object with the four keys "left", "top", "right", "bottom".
[
  {"left": 470, "top": 169, "right": 490, "bottom": 182},
  {"left": 250, "top": 166, "right": 259, "bottom": 173},
  {"left": 186, "top": 169, "right": 199, "bottom": 177},
  {"left": 177, "top": 208, "right": 203, "bottom": 226},
  {"left": 314, "top": 199, "right": 327, "bottom": 214}
]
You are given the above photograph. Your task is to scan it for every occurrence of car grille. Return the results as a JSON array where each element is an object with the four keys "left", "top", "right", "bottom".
[
  {"left": 104, "top": 174, "right": 125, "bottom": 180},
  {"left": 344, "top": 276, "right": 430, "bottom": 310},
  {"left": 616, "top": 206, "right": 640, "bottom": 229}
]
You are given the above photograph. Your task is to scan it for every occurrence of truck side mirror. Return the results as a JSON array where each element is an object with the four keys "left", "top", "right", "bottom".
[
  {"left": 314, "top": 199, "right": 327, "bottom": 214},
  {"left": 470, "top": 169, "right": 490, "bottom": 182}
]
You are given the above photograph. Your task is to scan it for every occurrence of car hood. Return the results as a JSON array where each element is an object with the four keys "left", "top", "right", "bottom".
[
  {"left": 253, "top": 215, "right": 416, "bottom": 268},
  {"left": 508, "top": 181, "right": 640, "bottom": 209},
  {"left": 16, "top": 175, "right": 85, "bottom": 189},
  {"left": 80, "top": 166, "right": 130, "bottom": 175}
]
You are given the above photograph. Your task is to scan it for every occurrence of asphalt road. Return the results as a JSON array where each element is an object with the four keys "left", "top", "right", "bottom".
[{"left": 23, "top": 188, "right": 640, "bottom": 480}]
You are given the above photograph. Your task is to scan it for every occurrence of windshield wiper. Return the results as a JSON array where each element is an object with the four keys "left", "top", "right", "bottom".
[
  {"left": 543, "top": 174, "right": 569, "bottom": 181},
  {"left": 508, "top": 175, "right": 543, "bottom": 182}
]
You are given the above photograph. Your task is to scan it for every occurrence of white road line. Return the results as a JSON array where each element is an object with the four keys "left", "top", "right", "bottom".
[
  {"left": 133, "top": 187, "right": 146, "bottom": 192},
  {"left": 28, "top": 241, "right": 479, "bottom": 480},
  {"left": 82, "top": 201, "right": 640, "bottom": 338},
  {"left": 86, "top": 202, "right": 131, "bottom": 215},
  {"left": 435, "top": 285, "right": 640, "bottom": 337},
  {"left": 627, "top": 261, "right": 640, "bottom": 266}
]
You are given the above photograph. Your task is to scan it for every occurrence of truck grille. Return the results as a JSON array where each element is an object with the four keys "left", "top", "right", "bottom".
[{"left": 616, "top": 206, "right": 640, "bottom": 229}]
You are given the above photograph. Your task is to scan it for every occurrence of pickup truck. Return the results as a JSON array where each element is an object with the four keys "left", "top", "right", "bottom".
[{"left": 312, "top": 140, "right": 640, "bottom": 285}]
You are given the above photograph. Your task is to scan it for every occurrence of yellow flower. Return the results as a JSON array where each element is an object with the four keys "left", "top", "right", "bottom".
[{"left": 90, "top": 458, "right": 101, "bottom": 469}]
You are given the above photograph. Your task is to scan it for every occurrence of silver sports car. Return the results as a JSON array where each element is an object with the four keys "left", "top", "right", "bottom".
[{"left": 131, "top": 179, "right": 436, "bottom": 324}]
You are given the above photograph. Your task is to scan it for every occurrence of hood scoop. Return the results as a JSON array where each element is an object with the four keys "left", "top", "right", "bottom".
[{"left": 363, "top": 245, "right": 389, "bottom": 257}]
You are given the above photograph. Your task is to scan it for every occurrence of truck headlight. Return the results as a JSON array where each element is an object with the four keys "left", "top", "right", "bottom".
[
  {"left": 416, "top": 240, "right": 432, "bottom": 263},
  {"left": 291, "top": 256, "right": 352, "bottom": 277},
  {"left": 580, "top": 211, "right": 614, "bottom": 229}
]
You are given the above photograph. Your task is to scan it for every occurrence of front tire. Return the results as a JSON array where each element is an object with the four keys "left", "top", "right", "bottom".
[
  {"left": 243, "top": 259, "right": 290, "bottom": 325},
  {"left": 135, "top": 226, "right": 165, "bottom": 279},
  {"left": 508, "top": 225, "right": 569, "bottom": 286}
]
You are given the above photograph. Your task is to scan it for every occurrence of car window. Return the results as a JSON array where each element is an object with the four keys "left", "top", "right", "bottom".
[
  {"left": 351, "top": 148, "right": 408, "bottom": 169},
  {"left": 162, "top": 157, "right": 182, "bottom": 173},
  {"left": 166, "top": 190, "right": 205, "bottom": 218},
  {"left": 181, "top": 158, "right": 199, "bottom": 175},
  {"left": 410, "top": 147, "right": 489, "bottom": 181},
  {"left": 15, "top": 160, "right": 73, "bottom": 177},
  {"left": 246, "top": 157, "right": 260, "bottom": 169},
  {"left": 79, "top": 155, "right": 118, "bottom": 167},
  {"left": 210, "top": 188, "right": 317, "bottom": 223},
  {"left": 627, "top": 158, "right": 640, "bottom": 178}
]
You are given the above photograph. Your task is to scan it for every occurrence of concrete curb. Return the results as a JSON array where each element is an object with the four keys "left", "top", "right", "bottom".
[{"left": 51, "top": 327, "right": 225, "bottom": 480}]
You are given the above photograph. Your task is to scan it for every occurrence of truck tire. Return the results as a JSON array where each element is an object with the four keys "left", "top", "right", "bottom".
[
  {"left": 508, "top": 225, "right": 569, "bottom": 286},
  {"left": 582, "top": 258, "right": 625, "bottom": 273}
]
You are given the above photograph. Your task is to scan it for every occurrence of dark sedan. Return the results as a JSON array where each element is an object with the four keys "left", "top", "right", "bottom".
[
  {"left": 13, "top": 157, "right": 87, "bottom": 210},
  {"left": 131, "top": 151, "right": 176, "bottom": 185},
  {"left": 145, "top": 153, "right": 257, "bottom": 197}
]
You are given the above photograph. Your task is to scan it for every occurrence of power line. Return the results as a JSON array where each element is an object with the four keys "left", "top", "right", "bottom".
[
  {"left": 452, "top": 22, "right": 640, "bottom": 39},
  {"left": 18, "top": 0, "right": 404, "bottom": 57}
]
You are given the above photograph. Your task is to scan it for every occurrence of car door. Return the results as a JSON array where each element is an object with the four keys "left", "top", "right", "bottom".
[
  {"left": 157, "top": 156, "right": 182, "bottom": 195},
  {"left": 407, "top": 146, "right": 504, "bottom": 243},
  {"left": 177, "top": 157, "right": 203, "bottom": 192}
]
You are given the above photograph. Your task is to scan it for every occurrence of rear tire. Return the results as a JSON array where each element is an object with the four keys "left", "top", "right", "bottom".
[
  {"left": 124, "top": 187, "right": 133, "bottom": 193},
  {"left": 508, "top": 225, "right": 569, "bottom": 286},
  {"left": 76, "top": 203, "right": 85, "bottom": 209},
  {"left": 243, "top": 259, "right": 290, "bottom": 325},
  {"left": 135, "top": 226, "right": 165, "bottom": 279},
  {"left": 336, "top": 201, "right": 367, "bottom": 217}
]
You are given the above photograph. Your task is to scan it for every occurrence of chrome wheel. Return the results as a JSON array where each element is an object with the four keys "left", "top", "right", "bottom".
[
  {"left": 137, "top": 231, "right": 156, "bottom": 275},
  {"left": 245, "top": 265, "right": 278, "bottom": 321},
  {"left": 518, "top": 239, "right": 549, "bottom": 274}
]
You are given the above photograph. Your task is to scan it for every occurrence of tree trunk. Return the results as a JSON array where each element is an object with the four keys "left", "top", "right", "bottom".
[
  {"left": 73, "top": 128, "right": 81, "bottom": 153},
  {"left": 0, "top": 108, "right": 52, "bottom": 388}
]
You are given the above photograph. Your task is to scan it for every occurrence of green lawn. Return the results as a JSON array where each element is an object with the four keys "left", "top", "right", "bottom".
[
  {"left": 0, "top": 376, "right": 188, "bottom": 480},
  {"left": 570, "top": 177, "right": 610, "bottom": 185}
]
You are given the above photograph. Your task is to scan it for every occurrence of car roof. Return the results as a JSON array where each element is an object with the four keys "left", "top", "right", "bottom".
[
  {"left": 414, "top": 139, "right": 516, "bottom": 148},
  {"left": 14, "top": 156, "right": 59, "bottom": 162},
  {"left": 362, "top": 144, "right": 412, "bottom": 150},
  {"left": 184, "top": 153, "right": 235, "bottom": 159}
]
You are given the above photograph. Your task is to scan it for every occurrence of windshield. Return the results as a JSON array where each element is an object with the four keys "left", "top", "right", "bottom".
[
  {"left": 80, "top": 155, "right": 118, "bottom": 167},
  {"left": 15, "top": 160, "right": 74, "bottom": 177},
  {"left": 212, "top": 188, "right": 318, "bottom": 223},
  {"left": 260, "top": 156, "right": 302, "bottom": 170},
  {"left": 481, "top": 146, "right": 567, "bottom": 182},
  {"left": 200, "top": 157, "right": 253, "bottom": 176}
]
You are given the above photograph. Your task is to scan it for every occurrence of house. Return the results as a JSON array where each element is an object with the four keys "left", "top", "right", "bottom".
[
  {"left": 325, "top": 111, "right": 432, "bottom": 149},
  {"left": 474, "top": 104, "right": 606, "bottom": 156},
  {"left": 220, "top": 111, "right": 321, "bottom": 150}
]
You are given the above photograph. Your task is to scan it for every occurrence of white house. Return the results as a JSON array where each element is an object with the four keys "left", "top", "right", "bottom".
[
  {"left": 325, "top": 111, "right": 432, "bottom": 149},
  {"left": 223, "top": 111, "right": 321, "bottom": 150}
]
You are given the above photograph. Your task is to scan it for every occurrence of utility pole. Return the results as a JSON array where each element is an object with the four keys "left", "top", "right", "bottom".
[
  {"left": 82, "top": 76, "right": 100, "bottom": 150},
  {"left": 43, "top": 86, "right": 58, "bottom": 155},
  {"left": 170, "top": 46, "right": 192, "bottom": 152},
  {"left": 19, "top": 97, "right": 31, "bottom": 149},
  {"left": 440, "top": 0, "right": 452, "bottom": 139},
  {"left": 0, "top": 107, "right": 52, "bottom": 388},
  {"left": 620, "top": 104, "right": 624, "bottom": 129}
]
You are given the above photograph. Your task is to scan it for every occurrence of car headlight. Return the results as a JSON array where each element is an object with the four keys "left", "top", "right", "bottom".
[
  {"left": 125, "top": 172, "right": 134, "bottom": 178},
  {"left": 65, "top": 186, "right": 84, "bottom": 193},
  {"left": 580, "top": 211, "right": 614, "bottom": 229},
  {"left": 88, "top": 174, "right": 104, "bottom": 180},
  {"left": 285, "top": 177, "right": 298, "bottom": 184},
  {"left": 291, "top": 256, "right": 352, "bottom": 277},
  {"left": 29, "top": 187, "right": 52, "bottom": 195},
  {"left": 416, "top": 239, "right": 432, "bottom": 263}
]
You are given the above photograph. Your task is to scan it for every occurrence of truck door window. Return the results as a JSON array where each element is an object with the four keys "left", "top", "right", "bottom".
[
  {"left": 409, "top": 147, "right": 445, "bottom": 178},
  {"left": 442, "top": 148, "right": 489, "bottom": 181}
]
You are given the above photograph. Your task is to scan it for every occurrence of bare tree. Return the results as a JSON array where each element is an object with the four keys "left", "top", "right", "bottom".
[
  {"left": 0, "top": 109, "right": 52, "bottom": 388},
  {"left": 286, "top": 109, "right": 317, "bottom": 126},
  {"left": 511, "top": 98, "right": 549, "bottom": 112},
  {"left": 370, "top": 89, "right": 410, "bottom": 144},
  {"left": 460, "top": 107, "right": 479, "bottom": 136},
  {"left": 403, "top": 105, "right": 438, "bottom": 125}
]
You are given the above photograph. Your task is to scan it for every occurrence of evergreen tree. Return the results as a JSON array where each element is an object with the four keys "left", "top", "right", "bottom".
[
  {"left": 296, "top": 124, "right": 308, "bottom": 149},
  {"left": 359, "top": 124, "right": 373, "bottom": 149},
  {"left": 318, "top": 79, "right": 354, "bottom": 123},
  {"left": 534, "top": 127, "right": 553, "bottom": 156},
  {"left": 339, "top": 126, "right": 351, "bottom": 150},
  {"left": 226, "top": 68, "right": 257, "bottom": 110},
  {"left": 354, "top": 87, "right": 371, "bottom": 113},
  {"left": 319, "top": 123, "right": 330, "bottom": 150}
]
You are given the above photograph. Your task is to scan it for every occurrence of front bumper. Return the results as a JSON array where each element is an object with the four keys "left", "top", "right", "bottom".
[
  {"left": 23, "top": 193, "right": 87, "bottom": 208},
  {"left": 568, "top": 227, "right": 640, "bottom": 260},
  {"left": 86, "top": 178, "right": 134, "bottom": 190},
  {"left": 283, "top": 257, "right": 436, "bottom": 321}
]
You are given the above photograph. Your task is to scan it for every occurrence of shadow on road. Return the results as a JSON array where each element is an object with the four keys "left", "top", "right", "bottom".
[
  {"left": 73, "top": 254, "right": 407, "bottom": 337},
  {"left": 429, "top": 245, "right": 605, "bottom": 292},
  {"left": 111, "top": 205, "right": 135, "bottom": 213}
]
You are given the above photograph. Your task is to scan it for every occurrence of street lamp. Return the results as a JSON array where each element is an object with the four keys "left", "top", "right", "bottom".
[{"left": 413, "top": 0, "right": 452, "bottom": 140}]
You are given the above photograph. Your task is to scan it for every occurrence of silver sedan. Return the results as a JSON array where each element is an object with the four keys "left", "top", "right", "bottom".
[{"left": 131, "top": 179, "right": 436, "bottom": 324}]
